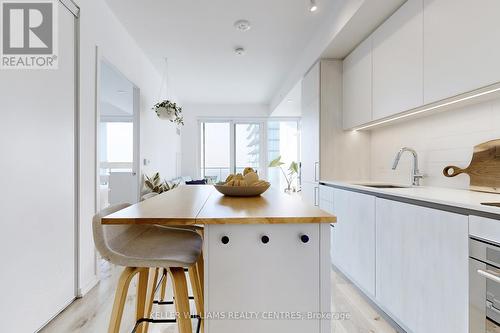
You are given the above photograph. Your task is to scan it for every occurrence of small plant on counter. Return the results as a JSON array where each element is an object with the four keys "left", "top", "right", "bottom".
[
  {"left": 144, "top": 172, "right": 179, "bottom": 194},
  {"left": 268, "top": 156, "right": 299, "bottom": 193},
  {"left": 152, "top": 100, "right": 184, "bottom": 125}
]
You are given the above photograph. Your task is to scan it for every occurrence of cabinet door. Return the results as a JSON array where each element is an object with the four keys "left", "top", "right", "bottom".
[
  {"left": 332, "top": 189, "right": 375, "bottom": 296},
  {"left": 423, "top": 0, "right": 500, "bottom": 104},
  {"left": 301, "top": 181, "right": 318, "bottom": 207},
  {"left": 343, "top": 36, "right": 372, "bottom": 129},
  {"left": 206, "top": 224, "right": 320, "bottom": 333},
  {"left": 319, "top": 185, "right": 334, "bottom": 214},
  {"left": 376, "top": 198, "right": 468, "bottom": 333},
  {"left": 301, "top": 64, "right": 320, "bottom": 184},
  {"left": 373, "top": 0, "right": 423, "bottom": 119}
]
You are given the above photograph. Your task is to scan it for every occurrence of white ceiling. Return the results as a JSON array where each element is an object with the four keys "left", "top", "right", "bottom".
[{"left": 105, "top": 0, "right": 338, "bottom": 105}]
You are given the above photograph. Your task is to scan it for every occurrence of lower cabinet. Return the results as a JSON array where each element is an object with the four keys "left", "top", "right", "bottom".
[
  {"left": 332, "top": 188, "right": 376, "bottom": 297},
  {"left": 375, "top": 198, "right": 468, "bottom": 333},
  {"left": 302, "top": 181, "right": 319, "bottom": 207},
  {"left": 205, "top": 224, "right": 327, "bottom": 333}
]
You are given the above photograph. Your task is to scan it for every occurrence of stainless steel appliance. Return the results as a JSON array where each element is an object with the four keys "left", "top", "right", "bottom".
[{"left": 470, "top": 237, "right": 500, "bottom": 332}]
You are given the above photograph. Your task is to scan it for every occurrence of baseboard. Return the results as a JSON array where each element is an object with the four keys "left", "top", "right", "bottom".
[{"left": 77, "top": 275, "right": 100, "bottom": 297}]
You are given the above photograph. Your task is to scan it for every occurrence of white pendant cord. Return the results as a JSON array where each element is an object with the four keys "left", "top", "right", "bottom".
[{"left": 158, "top": 58, "right": 169, "bottom": 101}]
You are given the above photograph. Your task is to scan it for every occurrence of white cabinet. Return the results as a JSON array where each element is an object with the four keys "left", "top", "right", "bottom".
[
  {"left": 343, "top": 36, "right": 372, "bottom": 129},
  {"left": 319, "top": 184, "right": 334, "bottom": 214},
  {"left": 372, "top": 0, "right": 423, "bottom": 119},
  {"left": 331, "top": 189, "right": 376, "bottom": 296},
  {"left": 205, "top": 224, "right": 325, "bottom": 333},
  {"left": 301, "top": 182, "right": 318, "bottom": 207},
  {"left": 375, "top": 198, "right": 468, "bottom": 333},
  {"left": 301, "top": 63, "right": 320, "bottom": 206},
  {"left": 423, "top": 0, "right": 500, "bottom": 104}
]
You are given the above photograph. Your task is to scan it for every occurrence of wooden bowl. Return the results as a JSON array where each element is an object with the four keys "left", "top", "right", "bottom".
[{"left": 214, "top": 183, "right": 270, "bottom": 197}]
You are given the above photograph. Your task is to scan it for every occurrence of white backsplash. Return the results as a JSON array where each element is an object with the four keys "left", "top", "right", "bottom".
[{"left": 370, "top": 97, "right": 500, "bottom": 189}]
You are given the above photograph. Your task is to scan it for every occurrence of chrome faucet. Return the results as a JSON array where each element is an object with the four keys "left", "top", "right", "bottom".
[{"left": 392, "top": 147, "right": 424, "bottom": 186}]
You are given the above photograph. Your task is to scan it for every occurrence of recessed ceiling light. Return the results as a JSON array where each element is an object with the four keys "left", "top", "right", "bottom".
[
  {"left": 234, "top": 19, "right": 251, "bottom": 32},
  {"left": 234, "top": 47, "right": 246, "bottom": 56},
  {"left": 309, "top": 0, "right": 318, "bottom": 12}
]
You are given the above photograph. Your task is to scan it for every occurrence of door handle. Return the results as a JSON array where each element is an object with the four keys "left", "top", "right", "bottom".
[
  {"left": 478, "top": 269, "right": 500, "bottom": 284},
  {"left": 314, "top": 186, "right": 319, "bottom": 206},
  {"left": 314, "top": 162, "right": 319, "bottom": 182}
]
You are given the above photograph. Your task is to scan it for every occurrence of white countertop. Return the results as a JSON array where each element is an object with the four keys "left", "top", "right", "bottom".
[{"left": 320, "top": 180, "right": 500, "bottom": 218}]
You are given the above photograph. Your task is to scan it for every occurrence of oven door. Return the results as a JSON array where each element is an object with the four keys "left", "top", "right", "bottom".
[{"left": 470, "top": 238, "right": 500, "bottom": 332}]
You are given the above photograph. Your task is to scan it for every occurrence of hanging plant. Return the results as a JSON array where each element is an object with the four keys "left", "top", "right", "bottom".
[{"left": 152, "top": 100, "right": 184, "bottom": 125}]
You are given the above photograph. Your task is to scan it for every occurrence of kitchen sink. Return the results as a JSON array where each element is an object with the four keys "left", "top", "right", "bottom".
[{"left": 481, "top": 202, "right": 500, "bottom": 208}]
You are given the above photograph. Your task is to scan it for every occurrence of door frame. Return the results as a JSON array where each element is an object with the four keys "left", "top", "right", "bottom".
[{"left": 94, "top": 49, "right": 141, "bottom": 215}]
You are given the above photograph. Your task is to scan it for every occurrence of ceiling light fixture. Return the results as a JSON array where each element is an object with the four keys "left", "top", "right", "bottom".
[
  {"left": 234, "top": 19, "right": 251, "bottom": 32},
  {"left": 234, "top": 47, "right": 246, "bottom": 56},
  {"left": 309, "top": 0, "right": 318, "bottom": 12}
]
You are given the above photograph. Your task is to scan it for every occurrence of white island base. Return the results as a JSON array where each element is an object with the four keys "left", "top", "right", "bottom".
[{"left": 204, "top": 223, "right": 331, "bottom": 333}]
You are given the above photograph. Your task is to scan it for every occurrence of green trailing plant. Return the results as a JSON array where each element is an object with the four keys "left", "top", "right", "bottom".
[
  {"left": 144, "top": 172, "right": 179, "bottom": 194},
  {"left": 152, "top": 100, "right": 184, "bottom": 125},
  {"left": 268, "top": 156, "right": 299, "bottom": 192}
]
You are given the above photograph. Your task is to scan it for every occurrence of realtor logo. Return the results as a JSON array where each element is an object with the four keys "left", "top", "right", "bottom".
[{"left": 1, "top": 0, "right": 58, "bottom": 69}]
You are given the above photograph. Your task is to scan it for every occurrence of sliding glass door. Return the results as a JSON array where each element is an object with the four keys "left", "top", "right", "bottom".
[{"left": 200, "top": 121, "right": 264, "bottom": 182}]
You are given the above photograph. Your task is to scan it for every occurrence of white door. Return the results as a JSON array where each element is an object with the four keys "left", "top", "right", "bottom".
[
  {"left": 423, "top": 0, "right": 500, "bottom": 104},
  {"left": 0, "top": 3, "right": 76, "bottom": 332},
  {"left": 375, "top": 198, "right": 468, "bottom": 333},
  {"left": 342, "top": 36, "right": 373, "bottom": 129},
  {"left": 331, "top": 189, "right": 376, "bottom": 297},
  {"left": 372, "top": 0, "right": 423, "bottom": 119}
]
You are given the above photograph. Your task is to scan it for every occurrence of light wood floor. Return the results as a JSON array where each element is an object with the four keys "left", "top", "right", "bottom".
[{"left": 41, "top": 262, "right": 399, "bottom": 333}]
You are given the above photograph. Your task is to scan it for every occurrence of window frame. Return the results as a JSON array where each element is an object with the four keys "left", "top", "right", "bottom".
[{"left": 197, "top": 117, "right": 300, "bottom": 181}]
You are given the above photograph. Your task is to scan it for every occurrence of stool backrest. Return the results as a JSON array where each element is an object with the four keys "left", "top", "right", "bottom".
[{"left": 92, "top": 203, "right": 145, "bottom": 262}]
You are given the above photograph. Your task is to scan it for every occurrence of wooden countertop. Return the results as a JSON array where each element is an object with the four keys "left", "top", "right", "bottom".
[{"left": 102, "top": 185, "right": 336, "bottom": 225}]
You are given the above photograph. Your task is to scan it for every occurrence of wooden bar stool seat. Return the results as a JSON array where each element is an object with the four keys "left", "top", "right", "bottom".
[{"left": 93, "top": 203, "right": 204, "bottom": 333}]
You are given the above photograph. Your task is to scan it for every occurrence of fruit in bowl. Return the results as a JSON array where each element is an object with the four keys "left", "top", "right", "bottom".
[{"left": 215, "top": 168, "right": 270, "bottom": 196}]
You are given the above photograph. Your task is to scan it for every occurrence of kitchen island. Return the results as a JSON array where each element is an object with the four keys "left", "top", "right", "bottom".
[{"left": 102, "top": 185, "right": 336, "bottom": 333}]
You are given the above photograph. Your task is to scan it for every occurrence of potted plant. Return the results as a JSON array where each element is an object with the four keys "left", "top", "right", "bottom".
[
  {"left": 268, "top": 156, "right": 299, "bottom": 193},
  {"left": 152, "top": 100, "right": 184, "bottom": 125},
  {"left": 144, "top": 172, "right": 179, "bottom": 194}
]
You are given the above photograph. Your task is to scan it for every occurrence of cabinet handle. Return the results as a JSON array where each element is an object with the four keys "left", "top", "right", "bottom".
[
  {"left": 314, "top": 186, "right": 319, "bottom": 206},
  {"left": 300, "top": 234, "right": 310, "bottom": 243},
  {"left": 221, "top": 236, "right": 230, "bottom": 245},
  {"left": 314, "top": 162, "right": 319, "bottom": 182},
  {"left": 478, "top": 269, "right": 500, "bottom": 284},
  {"left": 261, "top": 235, "right": 270, "bottom": 244}
]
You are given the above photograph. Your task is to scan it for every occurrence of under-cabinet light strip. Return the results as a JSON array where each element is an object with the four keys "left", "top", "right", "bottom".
[{"left": 352, "top": 86, "right": 500, "bottom": 131}]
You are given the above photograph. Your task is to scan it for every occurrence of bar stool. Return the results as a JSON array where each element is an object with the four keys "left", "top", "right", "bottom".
[{"left": 93, "top": 203, "right": 204, "bottom": 333}]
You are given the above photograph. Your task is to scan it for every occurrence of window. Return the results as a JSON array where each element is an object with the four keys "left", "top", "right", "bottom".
[
  {"left": 235, "top": 123, "right": 261, "bottom": 175},
  {"left": 200, "top": 121, "right": 264, "bottom": 183},
  {"left": 267, "top": 120, "right": 300, "bottom": 190},
  {"left": 200, "top": 122, "right": 231, "bottom": 183},
  {"left": 100, "top": 121, "right": 134, "bottom": 172}
]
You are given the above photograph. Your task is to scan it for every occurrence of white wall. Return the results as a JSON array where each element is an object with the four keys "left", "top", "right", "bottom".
[
  {"left": 369, "top": 97, "right": 500, "bottom": 188},
  {"left": 77, "top": 0, "right": 180, "bottom": 294},
  {"left": 180, "top": 104, "right": 268, "bottom": 178}
]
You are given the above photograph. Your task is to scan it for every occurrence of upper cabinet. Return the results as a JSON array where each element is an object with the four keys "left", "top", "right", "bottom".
[
  {"left": 372, "top": 0, "right": 423, "bottom": 120},
  {"left": 342, "top": 0, "right": 500, "bottom": 129},
  {"left": 342, "top": 36, "right": 372, "bottom": 129},
  {"left": 423, "top": 0, "right": 500, "bottom": 104}
]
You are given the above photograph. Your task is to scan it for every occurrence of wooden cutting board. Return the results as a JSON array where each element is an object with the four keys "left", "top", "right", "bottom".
[{"left": 443, "top": 139, "right": 500, "bottom": 193}]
